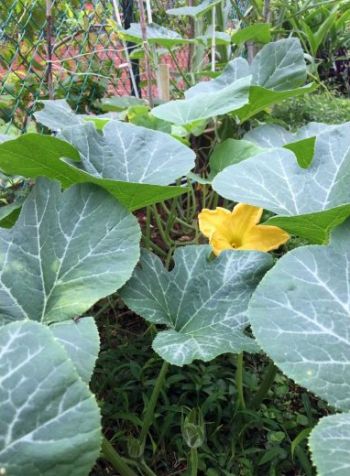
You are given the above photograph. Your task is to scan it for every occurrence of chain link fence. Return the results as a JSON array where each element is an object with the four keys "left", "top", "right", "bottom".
[
  {"left": 0, "top": 0, "right": 249, "bottom": 133},
  {"left": 0, "top": 0, "right": 142, "bottom": 132}
]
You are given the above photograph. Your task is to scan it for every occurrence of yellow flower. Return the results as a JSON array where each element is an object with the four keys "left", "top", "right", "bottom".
[{"left": 198, "top": 203, "right": 289, "bottom": 256}]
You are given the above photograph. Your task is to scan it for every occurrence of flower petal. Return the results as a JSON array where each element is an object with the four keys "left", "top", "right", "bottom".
[
  {"left": 209, "top": 231, "right": 234, "bottom": 256},
  {"left": 230, "top": 203, "right": 263, "bottom": 242},
  {"left": 239, "top": 225, "right": 290, "bottom": 252},
  {"left": 198, "top": 207, "right": 232, "bottom": 239}
]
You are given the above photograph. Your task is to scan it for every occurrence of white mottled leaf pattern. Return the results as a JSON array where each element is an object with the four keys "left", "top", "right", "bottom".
[
  {"left": 0, "top": 320, "right": 101, "bottom": 476},
  {"left": 244, "top": 122, "right": 336, "bottom": 148},
  {"left": 120, "top": 246, "right": 273, "bottom": 366},
  {"left": 50, "top": 317, "right": 100, "bottom": 383},
  {"left": 152, "top": 38, "right": 309, "bottom": 126},
  {"left": 309, "top": 413, "right": 350, "bottom": 476},
  {"left": 213, "top": 123, "right": 350, "bottom": 242},
  {"left": 152, "top": 76, "right": 251, "bottom": 126},
  {"left": 251, "top": 38, "right": 306, "bottom": 90},
  {"left": 0, "top": 178, "right": 140, "bottom": 325},
  {"left": 35, "top": 100, "right": 195, "bottom": 185},
  {"left": 249, "top": 227, "right": 350, "bottom": 411},
  {"left": 167, "top": 0, "right": 223, "bottom": 17},
  {"left": 184, "top": 58, "right": 250, "bottom": 99},
  {"left": 118, "top": 22, "right": 192, "bottom": 46},
  {"left": 47, "top": 117, "right": 196, "bottom": 186},
  {"left": 215, "top": 123, "right": 350, "bottom": 214},
  {"left": 35, "top": 99, "right": 82, "bottom": 131},
  {"left": 60, "top": 121, "right": 196, "bottom": 185}
]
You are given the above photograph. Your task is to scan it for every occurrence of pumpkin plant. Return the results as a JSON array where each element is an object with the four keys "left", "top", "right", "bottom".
[{"left": 1, "top": 29, "right": 350, "bottom": 476}]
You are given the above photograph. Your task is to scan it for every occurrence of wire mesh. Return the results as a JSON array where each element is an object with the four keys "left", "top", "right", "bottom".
[
  {"left": 0, "top": 0, "right": 135, "bottom": 132},
  {"left": 0, "top": 0, "right": 249, "bottom": 133}
]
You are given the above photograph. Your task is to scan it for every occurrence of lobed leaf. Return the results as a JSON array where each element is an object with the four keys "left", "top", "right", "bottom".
[
  {"left": 244, "top": 122, "right": 336, "bottom": 168},
  {"left": 50, "top": 317, "right": 100, "bottom": 383},
  {"left": 0, "top": 178, "right": 140, "bottom": 325},
  {"left": 309, "top": 413, "right": 350, "bottom": 476},
  {"left": 120, "top": 246, "right": 273, "bottom": 366},
  {"left": 59, "top": 121, "right": 195, "bottom": 186},
  {"left": 0, "top": 130, "right": 192, "bottom": 211},
  {"left": 118, "top": 22, "right": 193, "bottom": 47},
  {"left": 213, "top": 124, "right": 350, "bottom": 243},
  {"left": 250, "top": 38, "right": 307, "bottom": 91},
  {"left": 152, "top": 75, "right": 251, "bottom": 126},
  {"left": 152, "top": 38, "right": 313, "bottom": 126},
  {"left": 232, "top": 23, "right": 271, "bottom": 45},
  {"left": 249, "top": 224, "right": 350, "bottom": 411},
  {"left": 0, "top": 320, "right": 101, "bottom": 476},
  {"left": 167, "top": 0, "right": 223, "bottom": 17}
]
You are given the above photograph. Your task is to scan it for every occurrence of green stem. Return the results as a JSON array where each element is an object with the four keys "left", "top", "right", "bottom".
[
  {"left": 161, "top": 202, "right": 197, "bottom": 230},
  {"left": 164, "top": 199, "right": 177, "bottom": 236},
  {"left": 167, "top": 47, "right": 192, "bottom": 88},
  {"left": 144, "top": 206, "right": 152, "bottom": 249},
  {"left": 101, "top": 437, "right": 138, "bottom": 476},
  {"left": 141, "top": 235, "right": 167, "bottom": 257},
  {"left": 190, "top": 448, "right": 198, "bottom": 476},
  {"left": 235, "top": 352, "right": 246, "bottom": 410},
  {"left": 140, "top": 460, "right": 158, "bottom": 476},
  {"left": 249, "top": 361, "right": 278, "bottom": 410},
  {"left": 152, "top": 204, "right": 173, "bottom": 248},
  {"left": 139, "top": 360, "right": 170, "bottom": 451}
]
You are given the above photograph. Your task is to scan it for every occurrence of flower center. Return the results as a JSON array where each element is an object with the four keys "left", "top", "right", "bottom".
[{"left": 230, "top": 240, "right": 240, "bottom": 248}]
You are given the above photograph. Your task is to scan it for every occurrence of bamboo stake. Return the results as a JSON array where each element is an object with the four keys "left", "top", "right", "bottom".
[{"left": 157, "top": 63, "right": 170, "bottom": 101}]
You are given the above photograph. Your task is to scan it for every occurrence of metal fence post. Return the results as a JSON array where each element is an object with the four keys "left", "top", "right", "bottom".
[{"left": 121, "top": 0, "right": 141, "bottom": 97}]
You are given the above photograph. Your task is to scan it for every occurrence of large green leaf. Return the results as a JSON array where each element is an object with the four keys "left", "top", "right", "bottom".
[
  {"left": 309, "top": 413, "right": 350, "bottom": 476},
  {"left": 235, "top": 83, "right": 317, "bottom": 123},
  {"left": 197, "top": 30, "right": 232, "bottom": 46},
  {"left": 118, "top": 22, "right": 193, "bottom": 47},
  {"left": 0, "top": 178, "right": 140, "bottom": 325},
  {"left": 267, "top": 205, "right": 350, "bottom": 244},
  {"left": 189, "top": 138, "right": 263, "bottom": 184},
  {"left": 50, "top": 317, "right": 100, "bottom": 383},
  {"left": 120, "top": 246, "right": 273, "bottom": 366},
  {"left": 190, "top": 124, "right": 327, "bottom": 184},
  {"left": 248, "top": 226, "right": 350, "bottom": 411},
  {"left": 0, "top": 133, "right": 190, "bottom": 211},
  {"left": 152, "top": 39, "right": 312, "bottom": 126},
  {"left": 209, "top": 139, "right": 263, "bottom": 178},
  {"left": 232, "top": 23, "right": 271, "bottom": 45},
  {"left": 251, "top": 38, "right": 306, "bottom": 91},
  {"left": 184, "top": 58, "right": 250, "bottom": 99},
  {"left": 59, "top": 121, "right": 195, "bottom": 185},
  {"left": 0, "top": 202, "right": 22, "bottom": 228},
  {"left": 213, "top": 124, "right": 350, "bottom": 243},
  {"left": 99, "top": 96, "right": 146, "bottom": 112},
  {"left": 167, "top": 0, "right": 223, "bottom": 17},
  {"left": 34, "top": 99, "right": 120, "bottom": 131},
  {"left": 151, "top": 75, "right": 251, "bottom": 126},
  {"left": 35, "top": 100, "right": 195, "bottom": 185},
  {"left": 244, "top": 122, "right": 336, "bottom": 168},
  {"left": 244, "top": 122, "right": 336, "bottom": 147},
  {"left": 35, "top": 99, "right": 82, "bottom": 131},
  {"left": 0, "top": 320, "right": 101, "bottom": 476}
]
